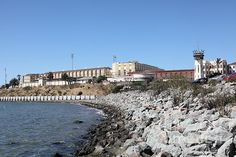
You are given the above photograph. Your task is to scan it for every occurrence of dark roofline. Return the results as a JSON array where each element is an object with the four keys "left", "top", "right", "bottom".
[
  {"left": 229, "top": 62, "right": 236, "bottom": 65},
  {"left": 44, "top": 67, "right": 111, "bottom": 74},
  {"left": 160, "top": 69, "right": 194, "bottom": 72}
]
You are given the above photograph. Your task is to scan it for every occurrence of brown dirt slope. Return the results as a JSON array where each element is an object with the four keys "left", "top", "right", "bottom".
[{"left": 0, "top": 84, "right": 112, "bottom": 97}]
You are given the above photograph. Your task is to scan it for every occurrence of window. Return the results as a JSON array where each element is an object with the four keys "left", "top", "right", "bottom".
[
  {"left": 124, "top": 70, "right": 127, "bottom": 76},
  {"left": 118, "top": 70, "right": 121, "bottom": 76}
]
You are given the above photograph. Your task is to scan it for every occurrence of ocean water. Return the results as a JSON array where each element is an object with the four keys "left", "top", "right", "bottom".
[{"left": 0, "top": 102, "right": 103, "bottom": 157}]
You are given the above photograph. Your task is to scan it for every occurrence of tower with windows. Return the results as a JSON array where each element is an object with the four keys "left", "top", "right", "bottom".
[{"left": 193, "top": 50, "right": 204, "bottom": 80}]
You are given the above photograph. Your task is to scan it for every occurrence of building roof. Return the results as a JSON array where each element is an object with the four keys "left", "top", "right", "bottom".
[
  {"left": 229, "top": 62, "right": 236, "bottom": 65},
  {"left": 44, "top": 67, "right": 111, "bottom": 74},
  {"left": 157, "top": 69, "right": 194, "bottom": 73}
]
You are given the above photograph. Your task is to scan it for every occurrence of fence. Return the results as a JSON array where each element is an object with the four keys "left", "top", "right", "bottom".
[{"left": 0, "top": 95, "right": 96, "bottom": 102}]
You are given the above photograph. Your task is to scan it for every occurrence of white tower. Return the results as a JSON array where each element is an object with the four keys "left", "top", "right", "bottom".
[{"left": 193, "top": 50, "right": 204, "bottom": 80}]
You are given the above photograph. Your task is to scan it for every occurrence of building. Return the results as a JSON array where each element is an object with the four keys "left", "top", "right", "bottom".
[
  {"left": 111, "top": 61, "right": 162, "bottom": 77},
  {"left": 154, "top": 69, "right": 194, "bottom": 81},
  {"left": 229, "top": 62, "right": 236, "bottom": 74},
  {"left": 108, "top": 73, "right": 154, "bottom": 82},
  {"left": 42, "top": 67, "right": 111, "bottom": 79},
  {"left": 21, "top": 74, "right": 40, "bottom": 83},
  {"left": 193, "top": 50, "right": 228, "bottom": 80},
  {"left": 203, "top": 59, "right": 228, "bottom": 76},
  {"left": 20, "top": 67, "right": 111, "bottom": 87}
]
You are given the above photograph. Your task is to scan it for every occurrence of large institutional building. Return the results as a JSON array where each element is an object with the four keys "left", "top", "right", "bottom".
[
  {"left": 18, "top": 52, "right": 236, "bottom": 87},
  {"left": 20, "top": 67, "right": 111, "bottom": 87},
  {"left": 111, "top": 61, "right": 162, "bottom": 77}
]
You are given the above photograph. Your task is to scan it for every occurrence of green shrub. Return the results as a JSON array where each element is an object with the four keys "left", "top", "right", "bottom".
[
  {"left": 23, "top": 86, "right": 32, "bottom": 91},
  {"left": 111, "top": 85, "right": 124, "bottom": 93},
  {"left": 192, "top": 85, "right": 214, "bottom": 98},
  {"left": 229, "top": 78, "right": 236, "bottom": 83},
  {"left": 208, "top": 80, "right": 218, "bottom": 86},
  {"left": 203, "top": 94, "right": 236, "bottom": 116},
  {"left": 130, "top": 81, "right": 148, "bottom": 91},
  {"left": 78, "top": 91, "right": 83, "bottom": 95}
]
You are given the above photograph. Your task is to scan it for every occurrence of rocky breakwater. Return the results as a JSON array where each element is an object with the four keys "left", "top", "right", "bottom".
[{"left": 78, "top": 82, "right": 236, "bottom": 157}]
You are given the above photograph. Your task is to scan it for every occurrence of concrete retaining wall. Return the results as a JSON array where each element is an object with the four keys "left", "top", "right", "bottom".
[{"left": 0, "top": 95, "right": 96, "bottom": 102}]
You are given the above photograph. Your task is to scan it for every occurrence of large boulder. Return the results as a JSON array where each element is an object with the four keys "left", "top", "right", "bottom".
[
  {"left": 183, "top": 121, "right": 208, "bottom": 134},
  {"left": 216, "top": 138, "right": 236, "bottom": 157},
  {"left": 143, "top": 125, "right": 168, "bottom": 148},
  {"left": 200, "top": 127, "right": 233, "bottom": 145}
]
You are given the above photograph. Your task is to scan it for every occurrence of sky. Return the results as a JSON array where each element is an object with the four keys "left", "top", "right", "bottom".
[{"left": 0, "top": 0, "right": 236, "bottom": 85}]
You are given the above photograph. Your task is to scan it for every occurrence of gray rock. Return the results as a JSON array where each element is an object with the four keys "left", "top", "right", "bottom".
[
  {"left": 168, "top": 131, "right": 185, "bottom": 148},
  {"left": 152, "top": 143, "right": 182, "bottom": 157},
  {"left": 216, "top": 138, "right": 235, "bottom": 157},
  {"left": 125, "top": 145, "right": 141, "bottom": 157},
  {"left": 183, "top": 121, "right": 208, "bottom": 134},
  {"left": 200, "top": 127, "right": 233, "bottom": 145},
  {"left": 182, "top": 144, "right": 208, "bottom": 156},
  {"left": 231, "top": 106, "right": 236, "bottom": 118},
  {"left": 143, "top": 125, "right": 168, "bottom": 148}
]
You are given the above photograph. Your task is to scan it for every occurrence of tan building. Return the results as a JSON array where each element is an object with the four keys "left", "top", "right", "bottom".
[
  {"left": 112, "top": 61, "right": 162, "bottom": 77},
  {"left": 45, "top": 67, "right": 111, "bottom": 79},
  {"left": 22, "top": 74, "right": 40, "bottom": 83}
]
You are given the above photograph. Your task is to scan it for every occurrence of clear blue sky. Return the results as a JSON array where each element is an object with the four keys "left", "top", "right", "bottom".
[{"left": 1, "top": 0, "right": 236, "bottom": 84}]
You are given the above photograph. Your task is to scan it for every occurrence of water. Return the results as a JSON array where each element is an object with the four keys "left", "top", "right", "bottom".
[{"left": 0, "top": 102, "right": 103, "bottom": 157}]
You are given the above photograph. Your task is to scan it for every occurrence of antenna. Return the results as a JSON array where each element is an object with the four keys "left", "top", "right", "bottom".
[
  {"left": 71, "top": 53, "right": 74, "bottom": 70},
  {"left": 113, "top": 55, "right": 117, "bottom": 63}
]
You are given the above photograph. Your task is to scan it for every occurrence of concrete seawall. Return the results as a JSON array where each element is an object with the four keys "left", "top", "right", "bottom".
[{"left": 0, "top": 95, "right": 96, "bottom": 102}]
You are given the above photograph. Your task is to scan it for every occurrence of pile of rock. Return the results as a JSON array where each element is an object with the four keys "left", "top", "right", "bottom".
[{"left": 84, "top": 82, "right": 236, "bottom": 157}]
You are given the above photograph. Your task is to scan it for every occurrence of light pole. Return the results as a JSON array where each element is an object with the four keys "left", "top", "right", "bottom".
[{"left": 71, "top": 53, "right": 74, "bottom": 70}]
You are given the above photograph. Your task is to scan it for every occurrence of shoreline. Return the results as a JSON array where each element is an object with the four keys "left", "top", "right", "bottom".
[{"left": 75, "top": 101, "right": 130, "bottom": 157}]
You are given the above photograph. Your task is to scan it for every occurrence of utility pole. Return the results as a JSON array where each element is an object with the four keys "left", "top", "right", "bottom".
[
  {"left": 71, "top": 53, "right": 74, "bottom": 70},
  {"left": 113, "top": 55, "right": 117, "bottom": 63},
  {"left": 4, "top": 68, "right": 7, "bottom": 86}
]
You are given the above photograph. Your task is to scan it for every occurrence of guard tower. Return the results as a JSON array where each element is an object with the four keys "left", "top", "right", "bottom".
[{"left": 193, "top": 50, "right": 204, "bottom": 80}]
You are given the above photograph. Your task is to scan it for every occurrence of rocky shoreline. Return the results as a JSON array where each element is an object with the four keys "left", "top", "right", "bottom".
[
  {"left": 75, "top": 82, "right": 236, "bottom": 157},
  {"left": 75, "top": 102, "right": 131, "bottom": 157}
]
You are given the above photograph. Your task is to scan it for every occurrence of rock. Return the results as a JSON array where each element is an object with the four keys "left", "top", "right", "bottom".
[
  {"left": 123, "top": 139, "right": 136, "bottom": 149},
  {"left": 140, "top": 145, "right": 154, "bottom": 157},
  {"left": 183, "top": 132, "right": 201, "bottom": 147},
  {"left": 152, "top": 144, "right": 182, "bottom": 157},
  {"left": 212, "top": 117, "right": 236, "bottom": 133},
  {"left": 168, "top": 131, "right": 185, "bottom": 148},
  {"left": 179, "top": 118, "right": 194, "bottom": 129},
  {"left": 216, "top": 138, "right": 236, "bottom": 157},
  {"left": 230, "top": 106, "right": 236, "bottom": 118},
  {"left": 53, "top": 153, "right": 63, "bottom": 157},
  {"left": 73, "top": 120, "right": 84, "bottom": 124},
  {"left": 183, "top": 121, "right": 208, "bottom": 134},
  {"left": 200, "top": 127, "right": 233, "bottom": 145},
  {"left": 182, "top": 144, "right": 208, "bottom": 156},
  {"left": 152, "top": 151, "right": 173, "bottom": 157},
  {"left": 143, "top": 125, "right": 168, "bottom": 148},
  {"left": 125, "top": 145, "right": 141, "bottom": 157}
]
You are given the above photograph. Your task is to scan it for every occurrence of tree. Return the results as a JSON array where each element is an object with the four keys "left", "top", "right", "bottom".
[
  {"left": 96, "top": 75, "right": 107, "bottom": 83},
  {"left": 17, "top": 74, "right": 21, "bottom": 81},
  {"left": 9, "top": 78, "right": 19, "bottom": 87},
  {"left": 61, "top": 73, "right": 69, "bottom": 81},
  {"left": 47, "top": 72, "right": 54, "bottom": 81},
  {"left": 216, "top": 58, "right": 221, "bottom": 74}
]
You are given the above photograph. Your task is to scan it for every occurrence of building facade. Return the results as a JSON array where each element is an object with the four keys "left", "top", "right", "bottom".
[
  {"left": 193, "top": 50, "right": 228, "bottom": 80},
  {"left": 43, "top": 67, "right": 111, "bottom": 79},
  {"left": 112, "top": 61, "right": 162, "bottom": 77},
  {"left": 154, "top": 69, "right": 194, "bottom": 81},
  {"left": 229, "top": 62, "right": 236, "bottom": 74},
  {"left": 20, "top": 67, "right": 111, "bottom": 87}
]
